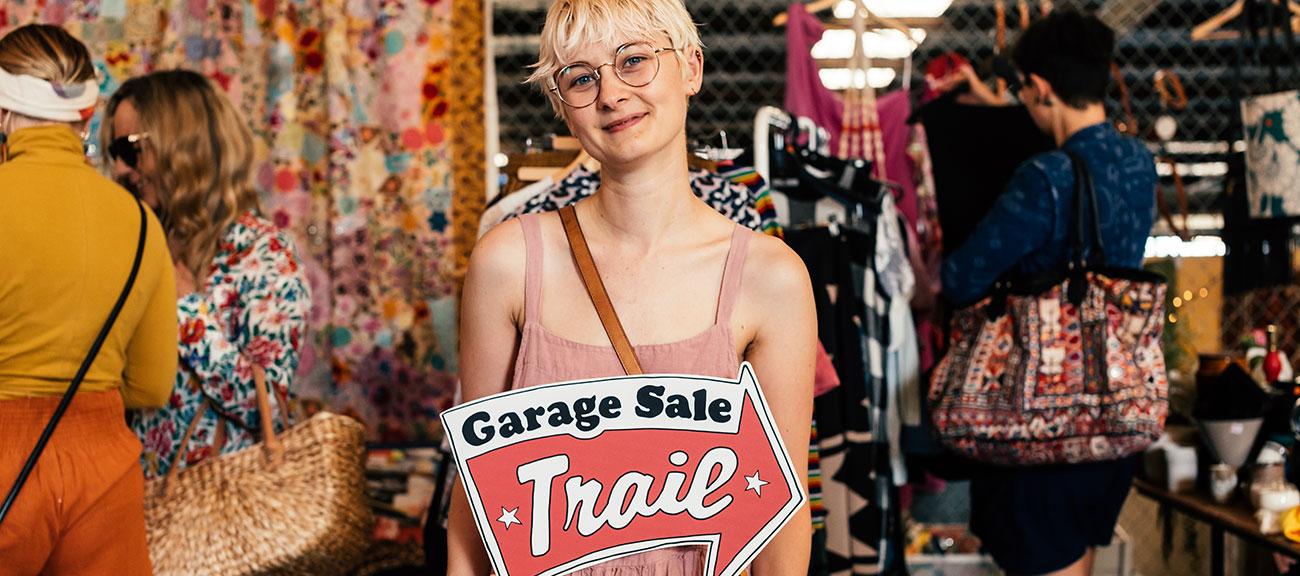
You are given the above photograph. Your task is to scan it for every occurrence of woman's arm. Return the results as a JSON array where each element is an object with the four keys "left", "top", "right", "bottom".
[
  {"left": 741, "top": 236, "right": 817, "bottom": 575},
  {"left": 121, "top": 215, "right": 179, "bottom": 409},
  {"left": 447, "top": 221, "right": 528, "bottom": 576},
  {"left": 177, "top": 229, "right": 310, "bottom": 424},
  {"left": 941, "top": 163, "right": 1055, "bottom": 306}
]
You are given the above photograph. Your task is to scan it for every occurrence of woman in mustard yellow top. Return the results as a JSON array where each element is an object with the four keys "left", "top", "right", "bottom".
[{"left": 0, "top": 25, "right": 175, "bottom": 575}]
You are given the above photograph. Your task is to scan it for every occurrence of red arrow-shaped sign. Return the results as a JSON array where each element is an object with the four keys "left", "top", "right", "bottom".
[{"left": 442, "top": 363, "right": 805, "bottom": 576}]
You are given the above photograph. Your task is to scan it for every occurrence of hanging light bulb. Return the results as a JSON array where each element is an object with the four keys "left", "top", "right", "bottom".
[
  {"left": 833, "top": 0, "right": 954, "bottom": 18},
  {"left": 819, "top": 67, "right": 897, "bottom": 90},
  {"left": 811, "top": 28, "right": 927, "bottom": 60}
]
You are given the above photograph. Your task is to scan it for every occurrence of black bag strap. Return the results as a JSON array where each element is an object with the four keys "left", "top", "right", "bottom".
[
  {"left": 1064, "top": 150, "right": 1105, "bottom": 304},
  {"left": 0, "top": 199, "right": 148, "bottom": 526}
]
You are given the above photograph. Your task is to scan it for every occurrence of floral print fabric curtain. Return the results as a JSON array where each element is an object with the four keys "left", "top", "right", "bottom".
[{"left": 1, "top": 0, "right": 479, "bottom": 443}]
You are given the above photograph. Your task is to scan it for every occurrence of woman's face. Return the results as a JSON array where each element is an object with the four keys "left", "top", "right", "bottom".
[
  {"left": 109, "top": 99, "right": 159, "bottom": 210},
  {"left": 557, "top": 35, "right": 702, "bottom": 168}
]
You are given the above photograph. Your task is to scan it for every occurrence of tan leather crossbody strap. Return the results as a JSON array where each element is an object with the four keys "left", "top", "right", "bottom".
[{"left": 558, "top": 205, "right": 644, "bottom": 376}]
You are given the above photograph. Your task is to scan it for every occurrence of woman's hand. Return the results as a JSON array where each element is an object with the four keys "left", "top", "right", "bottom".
[
  {"left": 174, "top": 260, "right": 197, "bottom": 297},
  {"left": 929, "top": 65, "right": 1006, "bottom": 106}
]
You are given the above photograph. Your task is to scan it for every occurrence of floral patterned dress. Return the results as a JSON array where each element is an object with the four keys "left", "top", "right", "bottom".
[{"left": 131, "top": 212, "right": 311, "bottom": 478}]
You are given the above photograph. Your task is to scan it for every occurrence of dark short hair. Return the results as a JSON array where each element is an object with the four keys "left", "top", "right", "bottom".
[{"left": 1011, "top": 10, "right": 1115, "bottom": 108}]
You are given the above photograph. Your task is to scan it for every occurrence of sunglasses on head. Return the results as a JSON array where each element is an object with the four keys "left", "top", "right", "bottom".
[{"left": 108, "top": 133, "right": 148, "bottom": 169}]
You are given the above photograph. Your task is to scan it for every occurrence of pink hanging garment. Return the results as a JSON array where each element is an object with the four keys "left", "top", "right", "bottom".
[{"left": 783, "top": 2, "right": 844, "bottom": 148}]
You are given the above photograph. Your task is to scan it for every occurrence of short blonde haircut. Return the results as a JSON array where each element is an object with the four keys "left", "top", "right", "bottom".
[{"left": 527, "top": 0, "right": 704, "bottom": 113}]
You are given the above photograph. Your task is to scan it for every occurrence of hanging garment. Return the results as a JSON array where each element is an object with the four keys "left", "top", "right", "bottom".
[
  {"left": 1220, "top": 7, "right": 1299, "bottom": 292},
  {"left": 910, "top": 93, "right": 1054, "bottom": 255},
  {"left": 874, "top": 92, "right": 920, "bottom": 227},
  {"left": 836, "top": 1, "right": 887, "bottom": 179},
  {"left": 496, "top": 165, "right": 775, "bottom": 232},
  {"left": 873, "top": 194, "right": 920, "bottom": 440},
  {"left": 907, "top": 125, "right": 943, "bottom": 374},
  {"left": 814, "top": 343, "right": 843, "bottom": 396},
  {"left": 1241, "top": 90, "right": 1300, "bottom": 218},
  {"left": 784, "top": 2, "right": 845, "bottom": 152},
  {"left": 477, "top": 177, "right": 553, "bottom": 238},
  {"left": 788, "top": 224, "right": 903, "bottom": 576},
  {"left": 722, "top": 165, "right": 785, "bottom": 238},
  {"left": 1237, "top": 0, "right": 1300, "bottom": 219},
  {"left": 782, "top": 0, "right": 924, "bottom": 229},
  {"left": 1223, "top": 152, "right": 1295, "bottom": 293}
]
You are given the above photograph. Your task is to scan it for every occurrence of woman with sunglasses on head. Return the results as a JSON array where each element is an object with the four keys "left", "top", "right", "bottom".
[
  {"left": 103, "top": 70, "right": 311, "bottom": 480},
  {"left": 447, "top": 1, "right": 816, "bottom": 574},
  {"left": 0, "top": 24, "right": 176, "bottom": 574}
]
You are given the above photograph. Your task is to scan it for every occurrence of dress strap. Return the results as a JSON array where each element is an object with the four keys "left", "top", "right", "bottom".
[
  {"left": 716, "top": 225, "right": 752, "bottom": 324},
  {"left": 518, "top": 214, "right": 543, "bottom": 324}
]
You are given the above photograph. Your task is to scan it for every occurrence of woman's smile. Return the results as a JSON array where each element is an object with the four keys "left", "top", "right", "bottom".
[{"left": 602, "top": 112, "right": 647, "bottom": 133}]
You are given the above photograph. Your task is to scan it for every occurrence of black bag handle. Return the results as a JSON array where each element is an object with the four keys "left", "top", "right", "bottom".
[
  {"left": 984, "top": 150, "right": 1105, "bottom": 316},
  {"left": 1065, "top": 150, "right": 1105, "bottom": 305},
  {"left": 0, "top": 199, "right": 147, "bottom": 526}
]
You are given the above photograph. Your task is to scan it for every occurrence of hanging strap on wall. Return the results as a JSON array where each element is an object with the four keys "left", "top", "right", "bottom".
[
  {"left": 1155, "top": 158, "right": 1193, "bottom": 241},
  {"left": 1110, "top": 63, "right": 1139, "bottom": 135}
]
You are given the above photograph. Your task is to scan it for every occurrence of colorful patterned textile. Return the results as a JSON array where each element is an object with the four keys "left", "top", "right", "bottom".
[
  {"left": 809, "top": 418, "right": 826, "bottom": 530},
  {"left": 499, "top": 165, "right": 776, "bottom": 233},
  {"left": 929, "top": 271, "right": 1169, "bottom": 465},
  {"left": 131, "top": 213, "right": 310, "bottom": 477},
  {"left": 3, "top": 0, "right": 472, "bottom": 442},
  {"left": 721, "top": 165, "right": 784, "bottom": 238},
  {"left": 1241, "top": 90, "right": 1300, "bottom": 218}
]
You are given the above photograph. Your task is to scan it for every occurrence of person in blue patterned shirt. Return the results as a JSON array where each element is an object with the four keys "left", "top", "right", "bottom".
[{"left": 932, "top": 11, "right": 1157, "bottom": 576}]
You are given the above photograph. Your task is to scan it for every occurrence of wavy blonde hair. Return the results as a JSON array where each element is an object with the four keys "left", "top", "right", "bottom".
[
  {"left": 104, "top": 69, "right": 260, "bottom": 281},
  {"left": 526, "top": 0, "right": 704, "bottom": 114}
]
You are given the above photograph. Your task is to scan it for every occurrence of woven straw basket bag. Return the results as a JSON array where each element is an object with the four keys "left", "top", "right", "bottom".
[{"left": 144, "top": 366, "right": 373, "bottom": 575}]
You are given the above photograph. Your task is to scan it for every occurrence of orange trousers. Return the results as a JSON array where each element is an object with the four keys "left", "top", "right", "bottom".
[{"left": 0, "top": 391, "right": 151, "bottom": 575}]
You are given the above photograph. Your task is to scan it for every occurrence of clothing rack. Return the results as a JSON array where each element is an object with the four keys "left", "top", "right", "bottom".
[{"left": 756, "top": 106, "right": 898, "bottom": 229}]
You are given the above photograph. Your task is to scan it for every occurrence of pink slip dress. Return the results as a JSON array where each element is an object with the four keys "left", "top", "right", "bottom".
[{"left": 509, "top": 213, "right": 752, "bottom": 575}]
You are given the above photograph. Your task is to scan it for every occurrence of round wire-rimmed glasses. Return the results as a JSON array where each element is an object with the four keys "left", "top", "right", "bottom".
[{"left": 550, "top": 42, "right": 680, "bottom": 109}]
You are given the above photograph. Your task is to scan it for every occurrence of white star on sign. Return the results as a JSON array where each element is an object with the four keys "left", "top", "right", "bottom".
[
  {"left": 498, "top": 506, "right": 521, "bottom": 530},
  {"left": 745, "top": 471, "right": 769, "bottom": 497}
]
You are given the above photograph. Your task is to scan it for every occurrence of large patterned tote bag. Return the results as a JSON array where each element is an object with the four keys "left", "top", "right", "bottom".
[{"left": 929, "top": 152, "right": 1168, "bottom": 466}]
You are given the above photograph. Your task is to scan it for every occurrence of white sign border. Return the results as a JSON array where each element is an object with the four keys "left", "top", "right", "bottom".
[{"left": 440, "top": 362, "right": 807, "bottom": 576}]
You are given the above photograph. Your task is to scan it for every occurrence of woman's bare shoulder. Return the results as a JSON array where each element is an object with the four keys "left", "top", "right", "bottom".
[
  {"left": 741, "top": 231, "right": 813, "bottom": 301},
  {"left": 463, "top": 217, "right": 532, "bottom": 318},
  {"left": 470, "top": 218, "right": 527, "bottom": 274}
]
